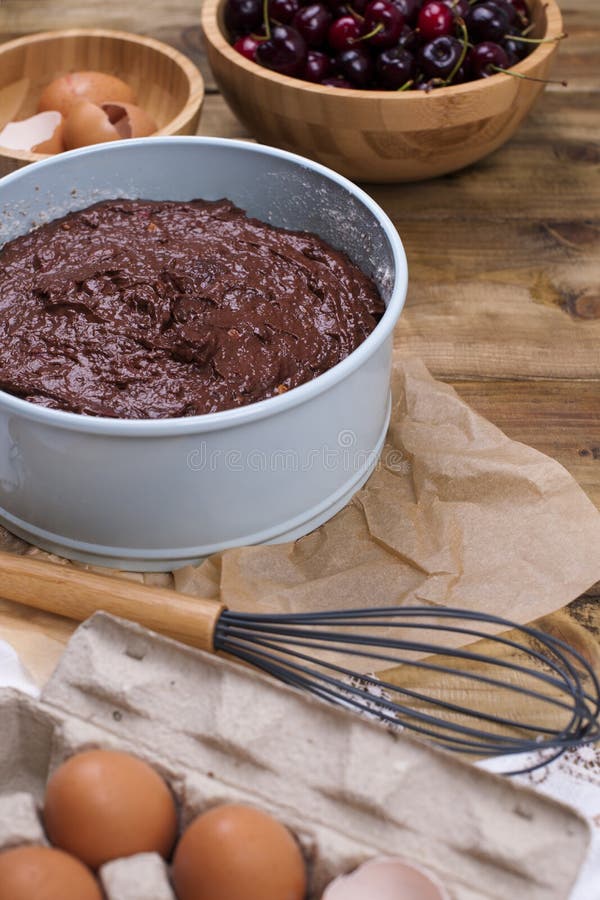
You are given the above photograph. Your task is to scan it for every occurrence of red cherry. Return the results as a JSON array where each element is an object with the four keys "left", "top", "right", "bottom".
[
  {"left": 233, "top": 34, "right": 262, "bottom": 60},
  {"left": 303, "top": 50, "right": 333, "bottom": 81},
  {"left": 268, "top": 0, "right": 301, "bottom": 22},
  {"left": 363, "top": 0, "right": 405, "bottom": 49},
  {"left": 470, "top": 40, "right": 509, "bottom": 77},
  {"left": 225, "top": 0, "right": 538, "bottom": 91},
  {"left": 327, "top": 15, "right": 362, "bottom": 50},
  {"left": 292, "top": 4, "right": 333, "bottom": 48},
  {"left": 506, "top": 0, "right": 530, "bottom": 25},
  {"left": 392, "top": 0, "right": 420, "bottom": 25},
  {"left": 440, "top": 0, "right": 469, "bottom": 17},
  {"left": 255, "top": 24, "right": 308, "bottom": 75},
  {"left": 327, "top": 2, "right": 351, "bottom": 16},
  {"left": 417, "top": 1, "right": 453, "bottom": 40}
]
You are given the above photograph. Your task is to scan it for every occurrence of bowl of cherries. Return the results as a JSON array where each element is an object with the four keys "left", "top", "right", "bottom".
[{"left": 201, "top": 0, "right": 563, "bottom": 181}]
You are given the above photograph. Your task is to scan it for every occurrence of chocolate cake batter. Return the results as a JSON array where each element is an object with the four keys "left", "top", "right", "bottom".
[{"left": 0, "top": 199, "right": 384, "bottom": 418}]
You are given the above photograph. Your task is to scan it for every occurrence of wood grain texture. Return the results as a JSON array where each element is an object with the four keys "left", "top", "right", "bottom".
[
  {"left": 0, "top": 2, "right": 202, "bottom": 34},
  {"left": 197, "top": 92, "right": 249, "bottom": 139},
  {"left": 0, "top": 1, "right": 598, "bottom": 699},
  {"left": 449, "top": 380, "right": 600, "bottom": 507},
  {"left": 201, "top": 0, "right": 564, "bottom": 182}
]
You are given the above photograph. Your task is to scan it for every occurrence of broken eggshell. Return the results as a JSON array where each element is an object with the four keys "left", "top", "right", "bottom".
[
  {"left": 0, "top": 110, "right": 64, "bottom": 154},
  {"left": 321, "top": 857, "right": 450, "bottom": 900},
  {"left": 63, "top": 100, "right": 157, "bottom": 150},
  {"left": 38, "top": 71, "right": 136, "bottom": 117}
]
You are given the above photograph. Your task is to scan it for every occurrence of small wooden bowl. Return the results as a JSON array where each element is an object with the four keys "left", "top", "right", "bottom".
[
  {"left": 202, "top": 0, "right": 563, "bottom": 183},
  {"left": 0, "top": 28, "right": 205, "bottom": 177}
]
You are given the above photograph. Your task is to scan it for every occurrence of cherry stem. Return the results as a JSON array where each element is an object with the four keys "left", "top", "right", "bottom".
[
  {"left": 490, "top": 64, "right": 568, "bottom": 86},
  {"left": 262, "top": 0, "right": 271, "bottom": 40},
  {"left": 397, "top": 79, "right": 414, "bottom": 91},
  {"left": 357, "top": 22, "right": 384, "bottom": 42},
  {"left": 505, "top": 32, "right": 567, "bottom": 43},
  {"left": 446, "top": 16, "right": 468, "bottom": 85},
  {"left": 348, "top": 7, "right": 365, "bottom": 21}
]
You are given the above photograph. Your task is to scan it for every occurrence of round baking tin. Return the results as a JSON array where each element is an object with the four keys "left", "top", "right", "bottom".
[{"left": 0, "top": 137, "right": 407, "bottom": 570}]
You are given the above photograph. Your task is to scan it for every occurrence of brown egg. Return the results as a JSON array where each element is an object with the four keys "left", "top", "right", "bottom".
[
  {"left": 0, "top": 111, "right": 64, "bottom": 154},
  {"left": 63, "top": 100, "right": 120, "bottom": 149},
  {"left": 43, "top": 749, "right": 178, "bottom": 869},
  {"left": 0, "top": 846, "right": 102, "bottom": 900},
  {"left": 101, "top": 101, "right": 157, "bottom": 138},
  {"left": 63, "top": 100, "right": 157, "bottom": 149},
  {"left": 38, "top": 71, "right": 136, "bottom": 117},
  {"left": 172, "top": 803, "right": 307, "bottom": 900}
]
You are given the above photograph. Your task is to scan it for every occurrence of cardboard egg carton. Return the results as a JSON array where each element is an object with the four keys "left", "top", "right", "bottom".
[{"left": 0, "top": 613, "right": 591, "bottom": 900}]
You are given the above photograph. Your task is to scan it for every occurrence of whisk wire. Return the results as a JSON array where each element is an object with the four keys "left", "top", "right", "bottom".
[
  {"left": 223, "top": 607, "right": 599, "bottom": 707},
  {"left": 222, "top": 635, "right": 587, "bottom": 757},
  {"left": 223, "top": 623, "right": 583, "bottom": 705},
  {"left": 215, "top": 606, "right": 600, "bottom": 769},
  {"left": 221, "top": 637, "right": 509, "bottom": 752},
  {"left": 221, "top": 632, "right": 585, "bottom": 748}
]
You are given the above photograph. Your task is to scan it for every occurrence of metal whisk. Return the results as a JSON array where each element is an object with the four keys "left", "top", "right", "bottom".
[
  {"left": 215, "top": 606, "right": 600, "bottom": 771},
  {"left": 1, "top": 552, "right": 598, "bottom": 772}
]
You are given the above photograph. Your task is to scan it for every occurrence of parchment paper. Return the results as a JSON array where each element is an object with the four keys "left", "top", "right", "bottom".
[
  {"left": 174, "top": 356, "right": 600, "bottom": 625},
  {"left": 1, "top": 356, "right": 599, "bottom": 644}
]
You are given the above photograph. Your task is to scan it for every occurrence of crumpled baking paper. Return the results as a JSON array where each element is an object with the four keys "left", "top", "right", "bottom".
[{"left": 174, "top": 356, "right": 600, "bottom": 626}]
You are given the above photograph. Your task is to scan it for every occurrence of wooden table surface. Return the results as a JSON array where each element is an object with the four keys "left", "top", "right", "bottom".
[{"left": 0, "top": 0, "right": 598, "bottom": 687}]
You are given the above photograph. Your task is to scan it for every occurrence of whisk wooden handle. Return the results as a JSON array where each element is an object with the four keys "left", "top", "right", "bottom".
[{"left": 0, "top": 550, "right": 224, "bottom": 651}]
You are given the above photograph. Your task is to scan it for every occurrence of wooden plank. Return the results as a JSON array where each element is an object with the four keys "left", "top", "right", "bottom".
[
  {"left": 371, "top": 128, "right": 600, "bottom": 225},
  {"left": 0, "top": 2, "right": 202, "bottom": 34},
  {"left": 197, "top": 93, "right": 250, "bottom": 139},
  {"left": 448, "top": 380, "right": 600, "bottom": 507},
  {"left": 391, "top": 212, "right": 600, "bottom": 379},
  {"left": 394, "top": 287, "right": 600, "bottom": 381}
]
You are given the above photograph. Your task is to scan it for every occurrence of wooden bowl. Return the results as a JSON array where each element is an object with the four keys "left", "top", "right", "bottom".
[
  {"left": 201, "top": 0, "right": 563, "bottom": 183},
  {"left": 0, "top": 29, "right": 205, "bottom": 177}
]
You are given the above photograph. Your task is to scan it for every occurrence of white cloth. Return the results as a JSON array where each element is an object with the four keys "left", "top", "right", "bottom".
[{"left": 0, "top": 638, "right": 39, "bottom": 697}]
